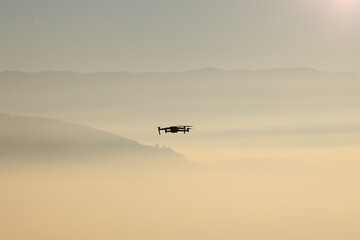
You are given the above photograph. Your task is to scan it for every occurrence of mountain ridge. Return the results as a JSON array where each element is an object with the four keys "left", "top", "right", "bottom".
[
  {"left": 0, "top": 113, "right": 186, "bottom": 164},
  {"left": 1, "top": 67, "right": 358, "bottom": 76}
]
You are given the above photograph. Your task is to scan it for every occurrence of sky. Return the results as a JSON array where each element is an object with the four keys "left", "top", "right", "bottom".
[{"left": 1, "top": 0, "right": 360, "bottom": 73}]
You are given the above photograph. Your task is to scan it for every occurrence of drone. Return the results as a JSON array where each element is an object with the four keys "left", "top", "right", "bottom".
[{"left": 158, "top": 125, "right": 193, "bottom": 135}]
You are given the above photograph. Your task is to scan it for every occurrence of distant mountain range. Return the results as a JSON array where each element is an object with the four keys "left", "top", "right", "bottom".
[
  {"left": 1, "top": 68, "right": 359, "bottom": 161},
  {"left": 1, "top": 67, "right": 358, "bottom": 116}
]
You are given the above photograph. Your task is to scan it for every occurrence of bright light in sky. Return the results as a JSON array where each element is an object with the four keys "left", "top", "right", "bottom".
[
  {"left": 303, "top": 0, "right": 360, "bottom": 14},
  {"left": 332, "top": 0, "right": 359, "bottom": 13}
]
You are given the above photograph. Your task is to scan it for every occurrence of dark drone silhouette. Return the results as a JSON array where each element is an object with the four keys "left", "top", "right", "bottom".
[{"left": 158, "top": 125, "right": 193, "bottom": 135}]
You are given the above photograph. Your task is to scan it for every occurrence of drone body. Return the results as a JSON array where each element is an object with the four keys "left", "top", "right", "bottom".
[{"left": 158, "top": 125, "right": 192, "bottom": 135}]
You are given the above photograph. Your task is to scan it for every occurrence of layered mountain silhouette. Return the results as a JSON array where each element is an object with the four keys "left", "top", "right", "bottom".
[
  {"left": 0, "top": 113, "right": 185, "bottom": 164},
  {"left": 1, "top": 68, "right": 359, "bottom": 161},
  {"left": 1, "top": 68, "right": 358, "bottom": 116}
]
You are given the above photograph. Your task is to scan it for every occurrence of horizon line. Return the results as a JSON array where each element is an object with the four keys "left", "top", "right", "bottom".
[{"left": 0, "top": 66, "right": 358, "bottom": 75}]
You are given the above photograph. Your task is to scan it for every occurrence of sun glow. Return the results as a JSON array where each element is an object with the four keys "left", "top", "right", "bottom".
[
  {"left": 332, "top": 0, "right": 359, "bottom": 13},
  {"left": 303, "top": 0, "right": 360, "bottom": 14}
]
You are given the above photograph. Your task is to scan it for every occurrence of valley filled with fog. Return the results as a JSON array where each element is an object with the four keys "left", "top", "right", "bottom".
[
  {"left": 1, "top": 68, "right": 360, "bottom": 164},
  {"left": 3, "top": 0, "right": 360, "bottom": 238},
  {"left": 1, "top": 69, "right": 360, "bottom": 240}
]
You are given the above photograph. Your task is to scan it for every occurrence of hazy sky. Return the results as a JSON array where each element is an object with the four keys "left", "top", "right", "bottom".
[{"left": 1, "top": 0, "right": 360, "bottom": 72}]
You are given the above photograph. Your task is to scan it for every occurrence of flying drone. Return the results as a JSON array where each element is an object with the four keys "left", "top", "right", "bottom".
[{"left": 158, "top": 125, "right": 193, "bottom": 135}]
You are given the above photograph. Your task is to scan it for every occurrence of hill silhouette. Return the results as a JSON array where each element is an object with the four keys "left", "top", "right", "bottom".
[{"left": 0, "top": 113, "right": 185, "bottom": 164}]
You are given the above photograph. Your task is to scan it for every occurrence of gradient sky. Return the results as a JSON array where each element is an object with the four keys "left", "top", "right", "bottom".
[{"left": 1, "top": 0, "right": 360, "bottom": 72}]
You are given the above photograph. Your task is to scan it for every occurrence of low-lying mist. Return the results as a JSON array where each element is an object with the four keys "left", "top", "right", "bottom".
[{"left": 1, "top": 156, "right": 360, "bottom": 240}]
